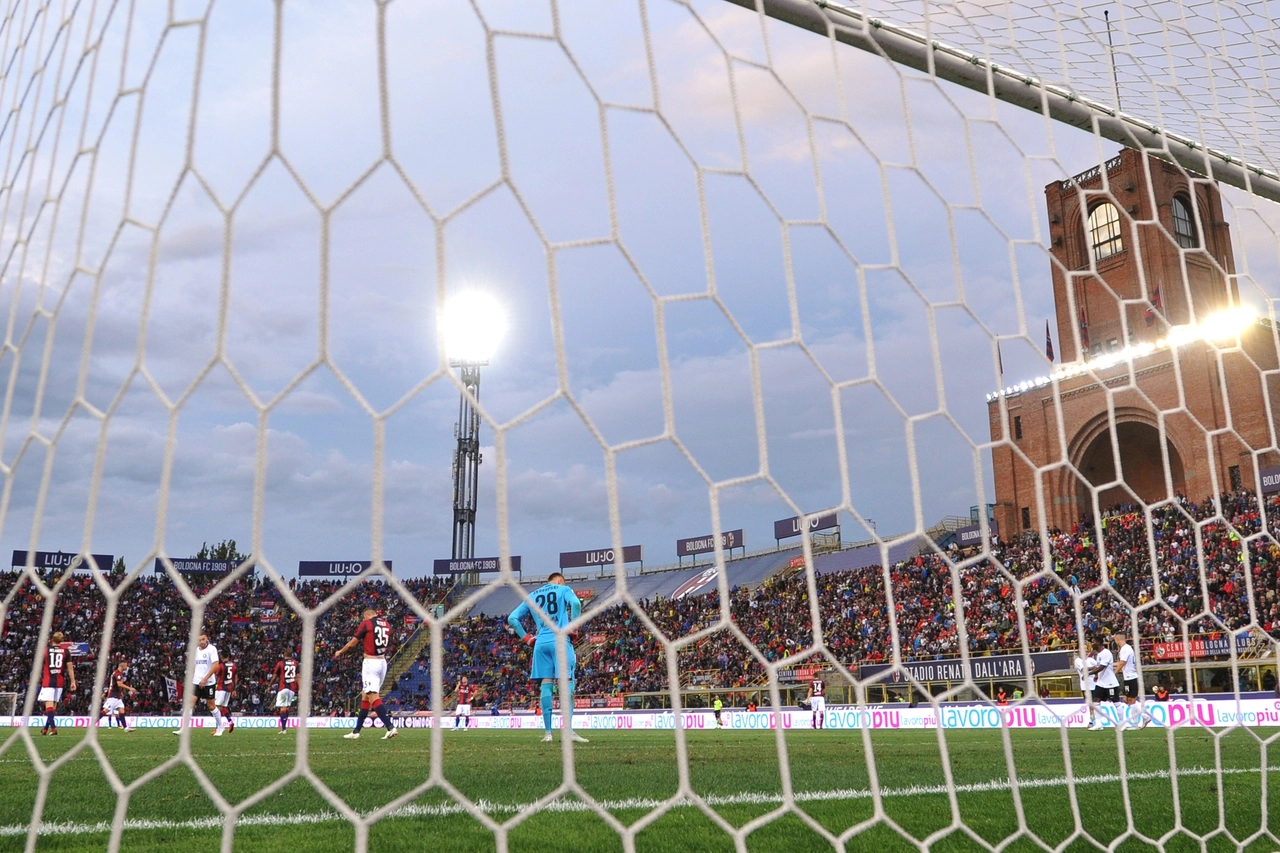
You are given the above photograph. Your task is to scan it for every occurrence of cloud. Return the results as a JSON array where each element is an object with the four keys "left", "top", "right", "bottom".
[{"left": 2, "top": 0, "right": 1244, "bottom": 580}]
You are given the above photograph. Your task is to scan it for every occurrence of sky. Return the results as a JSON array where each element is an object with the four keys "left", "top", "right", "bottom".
[{"left": 0, "top": 0, "right": 1277, "bottom": 581}]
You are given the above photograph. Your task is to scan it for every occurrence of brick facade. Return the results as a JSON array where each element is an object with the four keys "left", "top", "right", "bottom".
[{"left": 988, "top": 148, "right": 1280, "bottom": 534}]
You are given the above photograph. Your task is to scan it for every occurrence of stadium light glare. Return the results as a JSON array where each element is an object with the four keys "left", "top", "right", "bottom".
[
  {"left": 1198, "top": 306, "right": 1256, "bottom": 342},
  {"left": 986, "top": 307, "right": 1261, "bottom": 401},
  {"left": 442, "top": 291, "right": 506, "bottom": 366}
]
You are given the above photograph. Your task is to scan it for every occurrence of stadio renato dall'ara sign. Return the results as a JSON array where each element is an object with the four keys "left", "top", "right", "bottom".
[
  {"left": 859, "top": 650, "right": 1072, "bottom": 684},
  {"left": 298, "top": 560, "right": 392, "bottom": 578}
]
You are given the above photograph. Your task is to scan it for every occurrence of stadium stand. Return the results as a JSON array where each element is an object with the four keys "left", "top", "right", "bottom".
[
  {"left": 462, "top": 547, "right": 805, "bottom": 617},
  {"left": 5, "top": 491, "right": 1279, "bottom": 715},
  {"left": 813, "top": 538, "right": 918, "bottom": 574},
  {"left": 0, "top": 574, "right": 451, "bottom": 714}
]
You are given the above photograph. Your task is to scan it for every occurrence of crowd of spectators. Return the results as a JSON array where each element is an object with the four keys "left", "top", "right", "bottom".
[
  {"left": 0, "top": 572, "right": 451, "bottom": 715},
  {"left": 4, "top": 490, "right": 1280, "bottom": 715},
  {"left": 416, "top": 490, "right": 1280, "bottom": 709}
]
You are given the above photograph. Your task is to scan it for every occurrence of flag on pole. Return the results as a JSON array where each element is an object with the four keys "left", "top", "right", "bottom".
[
  {"left": 165, "top": 676, "right": 180, "bottom": 704},
  {"left": 1045, "top": 320, "right": 1055, "bottom": 362},
  {"left": 1079, "top": 308, "right": 1090, "bottom": 350},
  {"left": 997, "top": 341, "right": 1004, "bottom": 377},
  {"left": 1145, "top": 286, "right": 1162, "bottom": 326}
]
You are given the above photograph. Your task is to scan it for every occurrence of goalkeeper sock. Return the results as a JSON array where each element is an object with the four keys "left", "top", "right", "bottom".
[{"left": 540, "top": 683, "right": 554, "bottom": 732}]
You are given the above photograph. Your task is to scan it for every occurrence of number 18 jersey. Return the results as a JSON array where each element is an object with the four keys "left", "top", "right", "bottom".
[{"left": 508, "top": 583, "right": 581, "bottom": 643}]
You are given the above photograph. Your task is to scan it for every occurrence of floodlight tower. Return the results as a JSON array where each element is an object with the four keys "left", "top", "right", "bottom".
[{"left": 441, "top": 292, "right": 506, "bottom": 561}]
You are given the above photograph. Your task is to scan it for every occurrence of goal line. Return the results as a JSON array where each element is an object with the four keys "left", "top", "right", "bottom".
[{"left": 0, "top": 764, "right": 1256, "bottom": 839}]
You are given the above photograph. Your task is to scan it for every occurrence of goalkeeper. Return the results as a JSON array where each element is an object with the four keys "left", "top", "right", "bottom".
[{"left": 507, "top": 573, "right": 588, "bottom": 744}]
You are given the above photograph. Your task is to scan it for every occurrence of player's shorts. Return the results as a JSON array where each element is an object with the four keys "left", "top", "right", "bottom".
[
  {"left": 37, "top": 687, "right": 63, "bottom": 704},
  {"left": 214, "top": 691, "right": 231, "bottom": 707},
  {"left": 1081, "top": 689, "right": 1094, "bottom": 703},
  {"left": 275, "top": 688, "right": 297, "bottom": 708},
  {"left": 530, "top": 640, "right": 576, "bottom": 681},
  {"left": 810, "top": 696, "right": 826, "bottom": 714},
  {"left": 193, "top": 684, "right": 216, "bottom": 702},
  {"left": 361, "top": 658, "right": 388, "bottom": 694},
  {"left": 1093, "top": 684, "right": 1118, "bottom": 703},
  {"left": 103, "top": 697, "right": 124, "bottom": 714},
  {"left": 1123, "top": 679, "right": 1139, "bottom": 699},
  {"left": 456, "top": 704, "right": 471, "bottom": 717}
]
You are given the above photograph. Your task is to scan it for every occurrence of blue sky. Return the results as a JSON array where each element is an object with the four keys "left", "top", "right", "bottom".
[{"left": 1, "top": 0, "right": 1277, "bottom": 580}]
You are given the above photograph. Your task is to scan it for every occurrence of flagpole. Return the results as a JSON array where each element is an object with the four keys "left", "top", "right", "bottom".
[{"left": 1105, "top": 10, "right": 1123, "bottom": 112}]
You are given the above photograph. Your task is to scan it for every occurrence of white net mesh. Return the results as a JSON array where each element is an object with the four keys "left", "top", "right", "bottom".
[{"left": 0, "top": 0, "right": 1278, "bottom": 850}]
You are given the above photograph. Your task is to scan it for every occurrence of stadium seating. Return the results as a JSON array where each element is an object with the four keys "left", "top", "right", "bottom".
[
  {"left": 4, "top": 491, "right": 1278, "bottom": 714},
  {"left": 0, "top": 574, "right": 450, "bottom": 714}
]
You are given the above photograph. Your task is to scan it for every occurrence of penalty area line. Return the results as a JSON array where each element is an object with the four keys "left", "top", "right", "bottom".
[{"left": 0, "top": 765, "right": 1265, "bottom": 837}]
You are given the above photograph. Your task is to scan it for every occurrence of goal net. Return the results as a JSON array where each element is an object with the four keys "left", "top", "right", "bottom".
[{"left": 0, "top": 0, "right": 1277, "bottom": 850}]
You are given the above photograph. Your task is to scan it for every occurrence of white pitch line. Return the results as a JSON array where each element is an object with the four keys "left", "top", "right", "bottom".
[
  {"left": 0, "top": 765, "right": 1267, "bottom": 838},
  {"left": 0, "top": 749, "right": 363, "bottom": 764}
]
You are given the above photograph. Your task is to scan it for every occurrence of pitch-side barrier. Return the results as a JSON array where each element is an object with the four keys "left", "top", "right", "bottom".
[{"left": 4, "top": 697, "right": 1280, "bottom": 731}]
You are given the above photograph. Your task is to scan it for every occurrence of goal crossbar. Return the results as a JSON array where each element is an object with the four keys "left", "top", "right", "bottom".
[{"left": 726, "top": 0, "right": 1280, "bottom": 203}]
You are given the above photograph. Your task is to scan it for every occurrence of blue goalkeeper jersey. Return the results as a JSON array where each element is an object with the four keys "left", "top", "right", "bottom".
[{"left": 508, "top": 583, "right": 581, "bottom": 643}]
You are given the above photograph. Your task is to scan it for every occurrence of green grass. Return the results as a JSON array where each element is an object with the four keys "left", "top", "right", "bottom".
[{"left": 0, "top": 724, "right": 1276, "bottom": 852}]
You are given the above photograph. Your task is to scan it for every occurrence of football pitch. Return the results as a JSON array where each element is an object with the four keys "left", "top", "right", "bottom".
[{"left": 0, "top": 726, "right": 1275, "bottom": 852}]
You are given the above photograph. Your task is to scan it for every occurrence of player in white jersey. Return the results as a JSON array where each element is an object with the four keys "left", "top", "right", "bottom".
[
  {"left": 1073, "top": 643, "right": 1099, "bottom": 730},
  {"left": 173, "top": 633, "right": 227, "bottom": 736},
  {"left": 1089, "top": 637, "right": 1121, "bottom": 728},
  {"left": 807, "top": 678, "right": 827, "bottom": 729},
  {"left": 1114, "top": 635, "right": 1152, "bottom": 730}
]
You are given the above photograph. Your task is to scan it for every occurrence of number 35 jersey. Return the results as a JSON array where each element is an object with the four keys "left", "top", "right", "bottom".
[
  {"left": 354, "top": 616, "right": 392, "bottom": 657},
  {"left": 508, "top": 583, "right": 581, "bottom": 643}
]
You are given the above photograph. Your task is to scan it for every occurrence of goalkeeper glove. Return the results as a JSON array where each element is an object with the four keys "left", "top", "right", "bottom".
[{"left": 522, "top": 634, "right": 536, "bottom": 646}]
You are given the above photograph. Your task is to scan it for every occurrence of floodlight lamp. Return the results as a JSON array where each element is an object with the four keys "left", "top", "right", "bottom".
[{"left": 442, "top": 291, "right": 506, "bottom": 365}]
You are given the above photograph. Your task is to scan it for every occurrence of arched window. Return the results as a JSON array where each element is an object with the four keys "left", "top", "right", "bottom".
[
  {"left": 1087, "top": 203, "right": 1123, "bottom": 262},
  {"left": 1172, "top": 195, "right": 1198, "bottom": 248}
]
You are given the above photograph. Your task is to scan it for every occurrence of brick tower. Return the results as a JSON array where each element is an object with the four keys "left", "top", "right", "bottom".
[{"left": 987, "top": 148, "right": 1280, "bottom": 534}]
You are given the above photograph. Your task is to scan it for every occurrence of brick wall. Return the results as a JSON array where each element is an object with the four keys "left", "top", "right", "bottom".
[{"left": 989, "top": 150, "right": 1278, "bottom": 534}]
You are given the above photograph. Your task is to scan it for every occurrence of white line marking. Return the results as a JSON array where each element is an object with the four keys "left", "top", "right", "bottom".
[{"left": 0, "top": 765, "right": 1266, "bottom": 837}]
